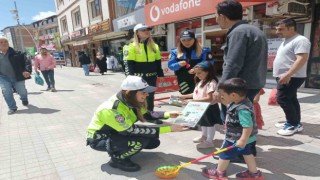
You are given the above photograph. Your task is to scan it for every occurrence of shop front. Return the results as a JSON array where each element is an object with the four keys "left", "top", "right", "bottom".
[{"left": 88, "top": 19, "right": 112, "bottom": 64}]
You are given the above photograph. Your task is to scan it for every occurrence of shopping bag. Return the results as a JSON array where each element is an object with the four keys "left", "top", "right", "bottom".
[
  {"left": 268, "top": 88, "right": 279, "bottom": 106},
  {"left": 89, "top": 64, "right": 95, "bottom": 72},
  {"left": 94, "top": 66, "right": 100, "bottom": 73},
  {"left": 34, "top": 73, "right": 44, "bottom": 86}
]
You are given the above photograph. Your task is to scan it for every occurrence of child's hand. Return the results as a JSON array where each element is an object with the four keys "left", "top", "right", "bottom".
[
  {"left": 170, "top": 124, "right": 189, "bottom": 132},
  {"left": 168, "top": 111, "right": 181, "bottom": 118},
  {"left": 236, "top": 139, "right": 246, "bottom": 149},
  {"left": 183, "top": 99, "right": 192, "bottom": 105}
]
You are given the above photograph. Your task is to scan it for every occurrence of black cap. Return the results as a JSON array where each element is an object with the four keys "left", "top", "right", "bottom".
[{"left": 180, "top": 30, "right": 195, "bottom": 40}]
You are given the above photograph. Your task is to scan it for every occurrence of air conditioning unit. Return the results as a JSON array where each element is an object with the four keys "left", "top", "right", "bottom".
[
  {"left": 266, "top": 0, "right": 309, "bottom": 16},
  {"left": 150, "top": 24, "right": 166, "bottom": 36}
]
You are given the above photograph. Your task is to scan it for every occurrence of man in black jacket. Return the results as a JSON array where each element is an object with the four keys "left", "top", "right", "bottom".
[
  {"left": 79, "top": 51, "right": 91, "bottom": 76},
  {"left": 0, "top": 36, "right": 32, "bottom": 115}
]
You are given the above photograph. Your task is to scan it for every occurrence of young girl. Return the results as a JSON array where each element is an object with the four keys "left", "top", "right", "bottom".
[{"left": 179, "top": 61, "right": 222, "bottom": 149}]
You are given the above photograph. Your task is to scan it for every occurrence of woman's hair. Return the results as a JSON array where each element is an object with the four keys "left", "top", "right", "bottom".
[
  {"left": 176, "top": 38, "right": 202, "bottom": 58},
  {"left": 193, "top": 61, "right": 218, "bottom": 88},
  {"left": 121, "top": 90, "right": 147, "bottom": 122},
  {"left": 218, "top": 78, "right": 247, "bottom": 97},
  {"left": 132, "top": 31, "right": 157, "bottom": 53}
]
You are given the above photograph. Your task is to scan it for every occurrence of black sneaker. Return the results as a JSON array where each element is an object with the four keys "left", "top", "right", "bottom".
[
  {"left": 8, "top": 109, "right": 17, "bottom": 115},
  {"left": 109, "top": 158, "right": 141, "bottom": 172},
  {"left": 22, "top": 100, "right": 29, "bottom": 106}
]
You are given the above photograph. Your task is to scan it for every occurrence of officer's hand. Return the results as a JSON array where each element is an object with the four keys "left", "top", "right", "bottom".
[
  {"left": 22, "top": 71, "right": 31, "bottom": 78},
  {"left": 188, "top": 69, "right": 195, "bottom": 74},
  {"left": 168, "top": 111, "right": 181, "bottom": 118},
  {"left": 170, "top": 124, "right": 188, "bottom": 132},
  {"left": 178, "top": 61, "right": 187, "bottom": 67}
]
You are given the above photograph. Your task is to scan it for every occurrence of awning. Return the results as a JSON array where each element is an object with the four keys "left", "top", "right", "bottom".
[
  {"left": 92, "top": 31, "right": 128, "bottom": 41},
  {"left": 145, "top": 0, "right": 271, "bottom": 26}
]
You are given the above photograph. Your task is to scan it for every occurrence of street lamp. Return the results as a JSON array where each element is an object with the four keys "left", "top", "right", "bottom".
[{"left": 10, "top": 1, "right": 24, "bottom": 52}]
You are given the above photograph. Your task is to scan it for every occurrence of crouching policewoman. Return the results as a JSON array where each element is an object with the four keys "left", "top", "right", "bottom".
[{"left": 86, "top": 75, "right": 186, "bottom": 172}]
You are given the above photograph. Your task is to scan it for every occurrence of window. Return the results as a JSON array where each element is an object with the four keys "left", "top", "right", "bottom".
[
  {"left": 72, "top": 8, "right": 82, "bottom": 29},
  {"left": 89, "top": 0, "right": 101, "bottom": 19},
  {"left": 61, "top": 17, "right": 68, "bottom": 33},
  {"left": 56, "top": 0, "right": 64, "bottom": 6},
  {"left": 114, "top": 0, "right": 139, "bottom": 18}
]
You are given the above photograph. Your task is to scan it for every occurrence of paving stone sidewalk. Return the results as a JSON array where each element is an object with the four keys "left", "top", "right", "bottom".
[{"left": 0, "top": 67, "right": 319, "bottom": 180}]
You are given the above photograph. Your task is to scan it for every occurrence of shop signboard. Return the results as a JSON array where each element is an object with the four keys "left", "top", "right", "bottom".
[
  {"left": 156, "top": 52, "right": 179, "bottom": 93},
  {"left": 145, "top": 0, "right": 266, "bottom": 26},
  {"left": 267, "top": 38, "right": 283, "bottom": 69},
  {"left": 156, "top": 76, "right": 179, "bottom": 93}
]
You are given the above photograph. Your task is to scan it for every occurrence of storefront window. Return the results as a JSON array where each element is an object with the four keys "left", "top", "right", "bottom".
[{"left": 114, "top": 0, "right": 143, "bottom": 18}]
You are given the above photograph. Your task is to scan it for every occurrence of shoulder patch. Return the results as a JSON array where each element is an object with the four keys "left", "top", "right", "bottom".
[{"left": 115, "top": 114, "right": 125, "bottom": 123}]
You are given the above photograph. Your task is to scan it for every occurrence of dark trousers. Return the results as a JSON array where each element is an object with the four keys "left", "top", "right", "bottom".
[
  {"left": 143, "top": 76, "right": 157, "bottom": 111},
  {"left": 276, "top": 77, "right": 305, "bottom": 126},
  {"left": 41, "top": 70, "right": 55, "bottom": 88},
  {"left": 89, "top": 134, "right": 160, "bottom": 159}
]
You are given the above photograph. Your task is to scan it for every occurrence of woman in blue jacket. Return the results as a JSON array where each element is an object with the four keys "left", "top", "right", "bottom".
[{"left": 168, "top": 30, "right": 213, "bottom": 94}]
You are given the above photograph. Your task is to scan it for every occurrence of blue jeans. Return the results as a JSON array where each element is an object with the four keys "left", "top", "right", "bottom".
[
  {"left": 82, "top": 64, "right": 90, "bottom": 76},
  {"left": 41, "top": 70, "right": 55, "bottom": 89},
  {"left": 0, "top": 75, "right": 28, "bottom": 110}
]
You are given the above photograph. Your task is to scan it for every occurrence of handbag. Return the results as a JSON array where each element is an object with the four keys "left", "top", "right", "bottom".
[
  {"left": 94, "top": 66, "right": 100, "bottom": 73},
  {"left": 35, "top": 73, "right": 44, "bottom": 86},
  {"left": 89, "top": 64, "right": 95, "bottom": 72},
  {"left": 268, "top": 88, "right": 279, "bottom": 106}
]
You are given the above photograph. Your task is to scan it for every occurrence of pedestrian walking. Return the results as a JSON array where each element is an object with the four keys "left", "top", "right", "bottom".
[
  {"left": 0, "top": 36, "right": 32, "bottom": 115},
  {"left": 86, "top": 75, "right": 186, "bottom": 172},
  {"left": 168, "top": 30, "right": 213, "bottom": 95},
  {"left": 273, "top": 18, "right": 311, "bottom": 136},
  {"left": 123, "top": 23, "right": 164, "bottom": 123},
  {"left": 202, "top": 78, "right": 263, "bottom": 179},
  {"left": 79, "top": 51, "right": 91, "bottom": 76},
  {"left": 179, "top": 61, "right": 222, "bottom": 149},
  {"left": 213, "top": 0, "right": 268, "bottom": 157},
  {"left": 34, "top": 47, "right": 57, "bottom": 92},
  {"left": 95, "top": 52, "right": 107, "bottom": 75}
]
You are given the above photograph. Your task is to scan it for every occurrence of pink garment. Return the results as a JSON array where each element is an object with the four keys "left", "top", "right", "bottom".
[
  {"left": 193, "top": 80, "right": 217, "bottom": 104},
  {"left": 34, "top": 54, "right": 56, "bottom": 72}
]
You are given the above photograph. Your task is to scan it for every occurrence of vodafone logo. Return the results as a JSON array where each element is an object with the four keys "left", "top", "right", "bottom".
[
  {"left": 149, "top": 0, "right": 201, "bottom": 22},
  {"left": 150, "top": 5, "right": 161, "bottom": 22}
]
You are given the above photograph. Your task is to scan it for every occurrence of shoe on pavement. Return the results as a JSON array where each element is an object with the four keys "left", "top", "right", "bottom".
[
  {"left": 277, "top": 123, "right": 302, "bottom": 136},
  {"left": 196, "top": 140, "right": 215, "bottom": 149},
  {"left": 236, "top": 169, "right": 263, "bottom": 179},
  {"left": 202, "top": 168, "right": 228, "bottom": 179},
  {"left": 22, "top": 100, "right": 29, "bottom": 106},
  {"left": 108, "top": 158, "right": 141, "bottom": 172},
  {"left": 193, "top": 135, "right": 207, "bottom": 143},
  {"left": 46, "top": 87, "right": 51, "bottom": 91},
  {"left": 51, "top": 88, "right": 57, "bottom": 92},
  {"left": 8, "top": 109, "right": 17, "bottom": 115},
  {"left": 275, "top": 122, "right": 285, "bottom": 128}
]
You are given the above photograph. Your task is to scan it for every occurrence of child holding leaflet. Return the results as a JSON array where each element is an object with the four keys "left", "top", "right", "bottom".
[{"left": 179, "top": 61, "right": 222, "bottom": 149}]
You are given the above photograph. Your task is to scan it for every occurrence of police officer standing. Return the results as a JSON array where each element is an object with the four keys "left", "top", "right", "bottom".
[
  {"left": 168, "top": 30, "right": 213, "bottom": 95},
  {"left": 123, "top": 24, "right": 164, "bottom": 116}
]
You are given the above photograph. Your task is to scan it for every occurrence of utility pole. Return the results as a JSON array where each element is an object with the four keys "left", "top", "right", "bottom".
[{"left": 13, "top": 1, "right": 24, "bottom": 52}]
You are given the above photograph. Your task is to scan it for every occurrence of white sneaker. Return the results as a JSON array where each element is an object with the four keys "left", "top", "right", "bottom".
[
  {"left": 196, "top": 140, "right": 215, "bottom": 149},
  {"left": 277, "top": 124, "right": 302, "bottom": 136},
  {"left": 275, "top": 122, "right": 286, "bottom": 128},
  {"left": 193, "top": 136, "right": 206, "bottom": 143}
]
